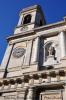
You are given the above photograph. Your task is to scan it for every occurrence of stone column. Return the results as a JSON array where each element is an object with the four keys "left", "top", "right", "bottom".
[
  {"left": 38, "top": 74, "right": 42, "bottom": 84},
  {"left": 63, "top": 85, "right": 66, "bottom": 100},
  {"left": 29, "top": 75, "right": 34, "bottom": 85},
  {"left": 14, "top": 83, "right": 18, "bottom": 89},
  {"left": 8, "top": 83, "right": 11, "bottom": 90},
  {"left": 27, "top": 87, "right": 34, "bottom": 100},
  {"left": 1, "top": 84, "right": 4, "bottom": 90},
  {"left": 46, "top": 72, "right": 51, "bottom": 83},
  {"left": 59, "top": 31, "right": 66, "bottom": 58},
  {"left": 56, "top": 72, "right": 60, "bottom": 82},
  {"left": 30, "top": 75, "right": 34, "bottom": 85},
  {"left": 47, "top": 75, "right": 51, "bottom": 83},
  {"left": 32, "top": 37, "right": 40, "bottom": 63},
  {"left": 21, "top": 76, "right": 25, "bottom": 87},
  {"left": 57, "top": 75, "right": 60, "bottom": 81},
  {"left": 21, "top": 82, "right": 25, "bottom": 88}
]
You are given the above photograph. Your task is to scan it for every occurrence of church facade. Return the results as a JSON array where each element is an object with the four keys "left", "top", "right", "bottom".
[{"left": 0, "top": 5, "right": 66, "bottom": 100}]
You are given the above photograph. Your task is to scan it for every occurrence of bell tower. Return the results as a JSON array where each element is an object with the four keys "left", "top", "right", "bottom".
[
  {"left": 1, "top": 5, "right": 46, "bottom": 78},
  {"left": 14, "top": 5, "right": 46, "bottom": 34}
]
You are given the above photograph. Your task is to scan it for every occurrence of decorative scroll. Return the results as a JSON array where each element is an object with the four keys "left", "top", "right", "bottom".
[{"left": 20, "top": 26, "right": 28, "bottom": 31}]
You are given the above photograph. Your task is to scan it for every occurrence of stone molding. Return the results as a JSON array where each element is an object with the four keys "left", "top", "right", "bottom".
[{"left": 0, "top": 68, "right": 65, "bottom": 91}]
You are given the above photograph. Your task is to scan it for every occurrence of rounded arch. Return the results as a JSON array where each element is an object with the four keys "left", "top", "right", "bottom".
[{"left": 44, "top": 40, "right": 58, "bottom": 47}]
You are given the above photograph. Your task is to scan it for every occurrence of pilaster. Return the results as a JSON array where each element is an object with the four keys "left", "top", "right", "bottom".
[
  {"left": 63, "top": 85, "right": 66, "bottom": 100},
  {"left": 59, "top": 31, "right": 66, "bottom": 58},
  {"left": 31, "top": 37, "right": 40, "bottom": 63}
]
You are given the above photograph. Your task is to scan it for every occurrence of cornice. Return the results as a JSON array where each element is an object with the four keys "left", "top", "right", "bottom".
[
  {"left": 7, "top": 30, "right": 35, "bottom": 42},
  {"left": 6, "top": 18, "right": 66, "bottom": 42},
  {"left": 20, "top": 5, "right": 41, "bottom": 14}
]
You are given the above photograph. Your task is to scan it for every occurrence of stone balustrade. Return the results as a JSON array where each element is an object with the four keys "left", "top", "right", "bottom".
[{"left": 0, "top": 68, "right": 65, "bottom": 92}]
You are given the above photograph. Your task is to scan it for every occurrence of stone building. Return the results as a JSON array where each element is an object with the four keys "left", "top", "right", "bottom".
[{"left": 0, "top": 5, "right": 66, "bottom": 100}]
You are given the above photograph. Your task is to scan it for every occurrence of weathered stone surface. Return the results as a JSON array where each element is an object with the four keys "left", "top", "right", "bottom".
[{"left": 0, "top": 4, "right": 66, "bottom": 100}]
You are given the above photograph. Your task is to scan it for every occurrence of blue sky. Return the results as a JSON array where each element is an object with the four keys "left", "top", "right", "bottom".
[{"left": 0, "top": 0, "right": 66, "bottom": 64}]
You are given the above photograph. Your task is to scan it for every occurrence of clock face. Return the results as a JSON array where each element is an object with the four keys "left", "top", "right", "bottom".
[{"left": 12, "top": 47, "right": 26, "bottom": 58}]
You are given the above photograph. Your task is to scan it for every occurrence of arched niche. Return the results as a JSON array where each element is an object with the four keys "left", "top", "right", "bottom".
[{"left": 44, "top": 40, "right": 58, "bottom": 62}]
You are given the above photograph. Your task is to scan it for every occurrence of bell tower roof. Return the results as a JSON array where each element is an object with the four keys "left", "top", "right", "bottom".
[{"left": 20, "top": 5, "right": 43, "bottom": 13}]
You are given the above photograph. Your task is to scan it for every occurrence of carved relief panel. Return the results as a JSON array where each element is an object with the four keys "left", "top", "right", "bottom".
[
  {"left": 40, "top": 91, "right": 63, "bottom": 100},
  {"left": 1, "top": 92, "right": 25, "bottom": 100},
  {"left": 7, "top": 40, "right": 32, "bottom": 69},
  {"left": 8, "top": 41, "right": 26, "bottom": 68}
]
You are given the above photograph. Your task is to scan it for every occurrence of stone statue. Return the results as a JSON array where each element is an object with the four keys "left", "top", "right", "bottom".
[{"left": 48, "top": 46, "right": 55, "bottom": 56}]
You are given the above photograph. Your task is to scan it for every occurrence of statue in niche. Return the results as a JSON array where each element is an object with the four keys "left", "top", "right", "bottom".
[
  {"left": 48, "top": 46, "right": 55, "bottom": 55},
  {"left": 48, "top": 46, "right": 56, "bottom": 60}
]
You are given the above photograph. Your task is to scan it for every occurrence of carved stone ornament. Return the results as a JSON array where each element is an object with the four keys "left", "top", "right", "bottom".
[
  {"left": 41, "top": 92, "right": 62, "bottom": 100},
  {"left": 20, "top": 26, "right": 28, "bottom": 31},
  {"left": 12, "top": 47, "right": 26, "bottom": 58},
  {"left": 48, "top": 46, "right": 55, "bottom": 56}
]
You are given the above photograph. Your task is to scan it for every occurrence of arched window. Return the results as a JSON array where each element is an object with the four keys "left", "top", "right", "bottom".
[{"left": 23, "top": 14, "right": 31, "bottom": 24}]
